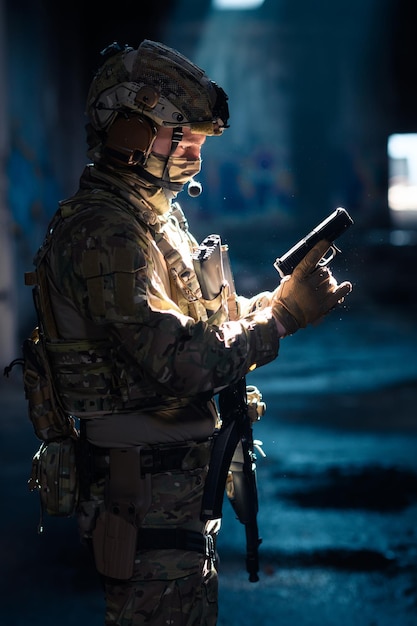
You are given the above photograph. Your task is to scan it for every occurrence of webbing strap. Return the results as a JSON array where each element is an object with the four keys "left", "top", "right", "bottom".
[
  {"left": 91, "top": 440, "right": 212, "bottom": 478},
  {"left": 25, "top": 265, "right": 59, "bottom": 340},
  {"left": 137, "top": 528, "right": 207, "bottom": 554},
  {"left": 82, "top": 250, "right": 105, "bottom": 317}
]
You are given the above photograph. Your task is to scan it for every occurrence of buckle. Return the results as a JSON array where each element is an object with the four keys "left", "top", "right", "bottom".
[
  {"left": 204, "top": 533, "right": 215, "bottom": 563},
  {"left": 140, "top": 449, "right": 161, "bottom": 475}
]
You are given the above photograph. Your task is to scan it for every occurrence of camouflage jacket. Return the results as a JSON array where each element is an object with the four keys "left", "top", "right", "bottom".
[{"left": 35, "top": 164, "right": 279, "bottom": 423}]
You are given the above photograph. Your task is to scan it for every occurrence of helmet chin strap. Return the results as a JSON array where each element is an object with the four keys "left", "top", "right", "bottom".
[
  {"left": 169, "top": 126, "right": 183, "bottom": 153},
  {"left": 161, "top": 125, "right": 183, "bottom": 184},
  {"left": 132, "top": 126, "right": 184, "bottom": 192}
]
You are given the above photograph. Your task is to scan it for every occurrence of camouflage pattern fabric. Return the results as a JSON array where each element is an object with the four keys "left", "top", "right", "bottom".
[
  {"left": 29, "top": 438, "right": 79, "bottom": 517},
  {"left": 87, "top": 40, "right": 228, "bottom": 136},
  {"left": 40, "top": 164, "right": 279, "bottom": 415},
  {"left": 104, "top": 567, "right": 218, "bottom": 626},
  {"left": 21, "top": 327, "right": 78, "bottom": 441},
  {"left": 77, "top": 447, "right": 218, "bottom": 625},
  {"left": 32, "top": 159, "right": 281, "bottom": 625}
]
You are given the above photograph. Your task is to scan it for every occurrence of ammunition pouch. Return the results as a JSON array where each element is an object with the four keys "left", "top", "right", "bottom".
[{"left": 21, "top": 327, "right": 78, "bottom": 442}]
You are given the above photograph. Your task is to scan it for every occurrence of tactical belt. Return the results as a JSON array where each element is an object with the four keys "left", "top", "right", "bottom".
[
  {"left": 141, "top": 445, "right": 198, "bottom": 474},
  {"left": 137, "top": 528, "right": 214, "bottom": 557},
  {"left": 90, "top": 440, "right": 211, "bottom": 479}
]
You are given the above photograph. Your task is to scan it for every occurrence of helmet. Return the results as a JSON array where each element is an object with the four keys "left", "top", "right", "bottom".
[{"left": 86, "top": 40, "right": 229, "bottom": 166}]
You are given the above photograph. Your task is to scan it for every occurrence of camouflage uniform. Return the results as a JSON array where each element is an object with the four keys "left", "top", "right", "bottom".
[
  {"left": 25, "top": 38, "right": 352, "bottom": 624},
  {"left": 34, "top": 41, "right": 280, "bottom": 626}
]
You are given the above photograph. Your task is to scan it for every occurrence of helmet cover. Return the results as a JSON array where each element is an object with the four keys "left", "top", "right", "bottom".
[{"left": 86, "top": 40, "right": 229, "bottom": 137}]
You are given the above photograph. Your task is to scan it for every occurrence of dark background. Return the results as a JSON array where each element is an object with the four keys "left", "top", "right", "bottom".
[
  {"left": 1, "top": 1, "right": 417, "bottom": 624},
  {"left": 2, "top": 0, "right": 417, "bottom": 345}
]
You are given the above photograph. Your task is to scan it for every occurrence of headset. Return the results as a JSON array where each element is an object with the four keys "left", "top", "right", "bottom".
[{"left": 103, "top": 114, "right": 158, "bottom": 167}]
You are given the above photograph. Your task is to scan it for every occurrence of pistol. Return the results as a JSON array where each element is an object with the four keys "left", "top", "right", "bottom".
[{"left": 274, "top": 207, "right": 353, "bottom": 278}]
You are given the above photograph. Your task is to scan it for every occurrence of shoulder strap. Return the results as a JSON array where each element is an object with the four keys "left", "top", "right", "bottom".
[{"left": 25, "top": 264, "right": 59, "bottom": 340}]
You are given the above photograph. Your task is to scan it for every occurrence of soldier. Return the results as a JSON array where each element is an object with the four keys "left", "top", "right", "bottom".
[{"left": 32, "top": 40, "right": 351, "bottom": 625}]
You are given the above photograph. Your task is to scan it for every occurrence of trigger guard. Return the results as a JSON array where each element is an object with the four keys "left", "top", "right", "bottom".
[{"left": 318, "top": 244, "right": 340, "bottom": 267}]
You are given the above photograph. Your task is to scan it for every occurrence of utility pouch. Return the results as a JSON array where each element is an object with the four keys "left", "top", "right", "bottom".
[
  {"left": 21, "top": 327, "right": 78, "bottom": 442},
  {"left": 92, "top": 446, "right": 152, "bottom": 580},
  {"left": 28, "top": 437, "right": 79, "bottom": 522}
]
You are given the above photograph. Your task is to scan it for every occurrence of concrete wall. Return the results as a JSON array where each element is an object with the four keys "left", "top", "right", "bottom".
[{"left": 0, "top": 0, "right": 17, "bottom": 368}]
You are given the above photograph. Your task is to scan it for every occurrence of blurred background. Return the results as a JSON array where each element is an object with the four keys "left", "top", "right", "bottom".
[
  {"left": 1, "top": 0, "right": 417, "bottom": 356},
  {"left": 1, "top": 1, "right": 417, "bottom": 624}
]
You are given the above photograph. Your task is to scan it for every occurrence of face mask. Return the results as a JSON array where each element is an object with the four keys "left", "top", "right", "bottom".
[
  {"left": 164, "top": 156, "right": 202, "bottom": 185},
  {"left": 144, "top": 153, "right": 201, "bottom": 185},
  {"left": 136, "top": 154, "right": 201, "bottom": 215}
]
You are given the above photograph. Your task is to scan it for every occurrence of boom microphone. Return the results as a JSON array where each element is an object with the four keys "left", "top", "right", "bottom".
[{"left": 188, "top": 178, "right": 202, "bottom": 197}]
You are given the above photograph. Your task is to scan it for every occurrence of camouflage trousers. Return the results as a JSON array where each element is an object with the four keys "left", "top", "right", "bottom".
[
  {"left": 103, "top": 559, "right": 218, "bottom": 625},
  {"left": 77, "top": 442, "right": 219, "bottom": 625}
]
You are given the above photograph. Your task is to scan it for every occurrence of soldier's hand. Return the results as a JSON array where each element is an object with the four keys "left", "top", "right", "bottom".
[{"left": 272, "top": 240, "right": 352, "bottom": 335}]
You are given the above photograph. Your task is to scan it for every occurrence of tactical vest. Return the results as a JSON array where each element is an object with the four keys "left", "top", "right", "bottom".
[{"left": 26, "top": 190, "right": 222, "bottom": 418}]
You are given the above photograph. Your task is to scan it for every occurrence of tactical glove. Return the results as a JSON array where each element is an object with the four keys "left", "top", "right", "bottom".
[{"left": 272, "top": 240, "right": 352, "bottom": 335}]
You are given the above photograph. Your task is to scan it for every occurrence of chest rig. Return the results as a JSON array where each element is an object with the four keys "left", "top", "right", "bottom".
[
  {"left": 154, "top": 204, "right": 208, "bottom": 323},
  {"left": 24, "top": 189, "right": 228, "bottom": 418}
]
